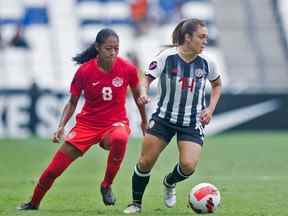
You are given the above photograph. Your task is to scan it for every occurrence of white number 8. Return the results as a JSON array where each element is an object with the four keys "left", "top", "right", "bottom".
[{"left": 102, "top": 87, "right": 112, "bottom": 101}]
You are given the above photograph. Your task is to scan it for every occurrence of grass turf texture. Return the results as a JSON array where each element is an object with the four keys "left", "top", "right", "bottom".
[{"left": 0, "top": 131, "right": 287, "bottom": 215}]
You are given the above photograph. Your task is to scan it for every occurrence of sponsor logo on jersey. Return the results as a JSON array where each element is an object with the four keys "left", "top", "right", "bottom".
[
  {"left": 149, "top": 61, "right": 157, "bottom": 70},
  {"left": 112, "top": 77, "right": 123, "bottom": 87},
  {"left": 195, "top": 68, "right": 204, "bottom": 79}
]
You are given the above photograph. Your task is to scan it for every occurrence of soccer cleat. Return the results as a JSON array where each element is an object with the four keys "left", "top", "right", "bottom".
[
  {"left": 16, "top": 202, "right": 38, "bottom": 210},
  {"left": 163, "top": 176, "right": 176, "bottom": 208},
  {"left": 100, "top": 185, "right": 116, "bottom": 206},
  {"left": 123, "top": 203, "right": 141, "bottom": 214}
]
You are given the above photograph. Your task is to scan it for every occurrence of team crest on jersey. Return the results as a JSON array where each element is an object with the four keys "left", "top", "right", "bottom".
[
  {"left": 149, "top": 61, "right": 157, "bottom": 70},
  {"left": 195, "top": 68, "right": 204, "bottom": 79},
  {"left": 112, "top": 77, "right": 123, "bottom": 87}
]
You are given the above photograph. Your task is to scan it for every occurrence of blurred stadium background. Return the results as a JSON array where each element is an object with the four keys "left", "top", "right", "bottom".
[
  {"left": 1, "top": 0, "right": 288, "bottom": 215},
  {"left": 0, "top": 0, "right": 287, "bottom": 138}
]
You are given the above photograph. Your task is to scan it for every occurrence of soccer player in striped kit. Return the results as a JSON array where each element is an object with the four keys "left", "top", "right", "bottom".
[
  {"left": 17, "top": 28, "right": 147, "bottom": 210},
  {"left": 124, "top": 18, "right": 222, "bottom": 213}
]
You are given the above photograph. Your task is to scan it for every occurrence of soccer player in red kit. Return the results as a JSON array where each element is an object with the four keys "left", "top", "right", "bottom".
[{"left": 17, "top": 28, "right": 147, "bottom": 210}]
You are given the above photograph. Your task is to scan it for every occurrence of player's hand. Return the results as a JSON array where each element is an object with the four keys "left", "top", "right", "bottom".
[
  {"left": 137, "top": 94, "right": 151, "bottom": 105},
  {"left": 140, "top": 120, "right": 148, "bottom": 136},
  {"left": 200, "top": 108, "right": 213, "bottom": 125},
  {"left": 52, "top": 127, "right": 64, "bottom": 143}
]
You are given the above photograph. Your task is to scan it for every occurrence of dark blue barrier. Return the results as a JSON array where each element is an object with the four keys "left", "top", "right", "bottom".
[{"left": 0, "top": 86, "right": 287, "bottom": 138}]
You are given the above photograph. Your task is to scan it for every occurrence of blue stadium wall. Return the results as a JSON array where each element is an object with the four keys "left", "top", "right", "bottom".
[{"left": 0, "top": 88, "right": 287, "bottom": 138}]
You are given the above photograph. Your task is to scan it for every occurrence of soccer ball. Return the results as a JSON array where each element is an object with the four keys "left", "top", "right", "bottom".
[{"left": 188, "top": 183, "right": 221, "bottom": 214}]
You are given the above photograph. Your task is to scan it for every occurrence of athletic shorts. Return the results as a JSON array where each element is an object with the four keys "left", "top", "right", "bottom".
[
  {"left": 64, "top": 121, "right": 130, "bottom": 154},
  {"left": 147, "top": 117, "right": 204, "bottom": 145}
]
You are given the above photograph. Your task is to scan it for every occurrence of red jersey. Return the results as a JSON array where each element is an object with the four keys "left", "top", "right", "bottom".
[{"left": 70, "top": 57, "right": 139, "bottom": 127}]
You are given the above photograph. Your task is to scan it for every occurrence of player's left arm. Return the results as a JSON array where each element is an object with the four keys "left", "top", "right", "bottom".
[
  {"left": 130, "top": 84, "right": 148, "bottom": 135},
  {"left": 201, "top": 77, "right": 222, "bottom": 125},
  {"left": 128, "top": 63, "right": 149, "bottom": 135}
]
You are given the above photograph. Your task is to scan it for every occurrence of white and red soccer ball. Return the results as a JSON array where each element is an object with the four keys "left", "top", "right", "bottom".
[{"left": 188, "top": 183, "right": 221, "bottom": 214}]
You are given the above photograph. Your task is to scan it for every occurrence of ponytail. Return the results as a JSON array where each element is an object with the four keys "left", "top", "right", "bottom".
[
  {"left": 170, "top": 18, "right": 205, "bottom": 46},
  {"left": 172, "top": 20, "right": 186, "bottom": 45},
  {"left": 72, "top": 28, "right": 119, "bottom": 65},
  {"left": 72, "top": 43, "right": 98, "bottom": 64}
]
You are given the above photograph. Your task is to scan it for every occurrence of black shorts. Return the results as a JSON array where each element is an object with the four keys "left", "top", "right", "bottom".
[{"left": 146, "top": 117, "right": 204, "bottom": 145}]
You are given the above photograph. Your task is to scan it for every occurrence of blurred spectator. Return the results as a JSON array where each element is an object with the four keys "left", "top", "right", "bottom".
[
  {"left": 126, "top": 50, "right": 140, "bottom": 68},
  {"left": 129, "top": 0, "right": 149, "bottom": 36},
  {"left": 158, "top": 0, "right": 183, "bottom": 25},
  {"left": 27, "top": 81, "right": 41, "bottom": 135},
  {"left": 0, "top": 28, "right": 4, "bottom": 50},
  {"left": 9, "top": 25, "right": 30, "bottom": 49}
]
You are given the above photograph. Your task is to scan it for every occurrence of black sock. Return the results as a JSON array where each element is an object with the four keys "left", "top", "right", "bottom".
[
  {"left": 132, "top": 164, "right": 151, "bottom": 205},
  {"left": 165, "top": 163, "right": 194, "bottom": 186}
]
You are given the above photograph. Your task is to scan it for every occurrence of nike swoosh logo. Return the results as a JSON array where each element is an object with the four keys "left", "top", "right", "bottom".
[
  {"left": 205, "top": 99, "right": 281, "bottom": 135},
  {"left": 92, "top": 81, "right": 100, "bottom": 86}
]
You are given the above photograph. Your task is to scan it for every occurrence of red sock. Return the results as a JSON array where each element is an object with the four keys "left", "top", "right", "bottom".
[
  {"left": 101, "top": 127, "right": 128, "bottom": 189},
  {"left": 30, "top": 150, "right": 74, "bottom": 207}
]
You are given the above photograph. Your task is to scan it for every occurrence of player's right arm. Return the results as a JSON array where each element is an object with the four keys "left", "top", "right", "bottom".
[
  {"left": 52, "top": 67, "right": 83, "bottom": 143},
  {"left": 137, "top": 75, "right": 155, "bottom": 105},
  {"left": 52, "top": 95, "right": 80, "bottom": 143},
  {"left": 138, "top": 51, "right": 166, "bottom": 105}
]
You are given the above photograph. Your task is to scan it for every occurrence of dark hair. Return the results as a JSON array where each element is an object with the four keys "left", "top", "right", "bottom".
[
  {"left": 172, "top": 18, "right": 205, "bottom": 46},
  {"left": 72, "top": 28, "right": 119, "bottom": 64}
]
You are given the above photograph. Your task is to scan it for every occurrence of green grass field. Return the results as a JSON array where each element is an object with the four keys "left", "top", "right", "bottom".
[{"left": 1, "top": 131, "right": 288, "bottom": 216}]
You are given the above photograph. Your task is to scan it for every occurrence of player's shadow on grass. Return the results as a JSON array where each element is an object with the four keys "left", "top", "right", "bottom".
[
  {"left": 42, "top": 208, "right": 193, "bottom": 215},
  {"left": 43, "top": 209, "right": 112, "bottom": 215},
  {"left": 152, "top": 208, "right": 194, "bottom": 215}
]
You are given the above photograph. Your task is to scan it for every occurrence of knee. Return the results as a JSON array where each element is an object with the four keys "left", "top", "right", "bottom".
[
  {"left": 109, "top": 130, "right": 129, "bottom": 161},
  {"left": 138, "top": 156, "right": 154, "bottom": 172},
  {"left": 109, "top": 130, "right": 129, "bottom": 146},
  {"left": 179, "top": 159, "right": 197, "bottom": 175}
]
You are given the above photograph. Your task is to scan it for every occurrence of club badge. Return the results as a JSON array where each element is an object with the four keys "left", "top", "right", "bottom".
[
  {"left": 112, "top": 77, "right": 123, "bottom": 87},
  {"left": 195, "top": 68, "right": 204, "bottom": 79}
]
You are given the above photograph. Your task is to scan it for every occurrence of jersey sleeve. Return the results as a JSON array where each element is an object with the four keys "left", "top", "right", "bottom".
[
  {"left": 128, "top": 64, "right": 140, "bottom": 88},
  {"left": 145, "top": 53, "right": 166, "bottom": 78},
  {"left": 70, "top": 67, "right": 83, "bottom": 96},
  {"left": 207, "top": 58, "right": 220, "bottom": 81}
]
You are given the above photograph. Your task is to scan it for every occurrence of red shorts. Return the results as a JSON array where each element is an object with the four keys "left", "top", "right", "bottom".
[{"left": 64, "top": 121, "right": 130, "bottom": 154}]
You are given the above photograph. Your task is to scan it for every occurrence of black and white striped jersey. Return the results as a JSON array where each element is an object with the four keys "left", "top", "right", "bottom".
[{"left": 146, "top": 47, "right": 220, "bottom": 127}]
